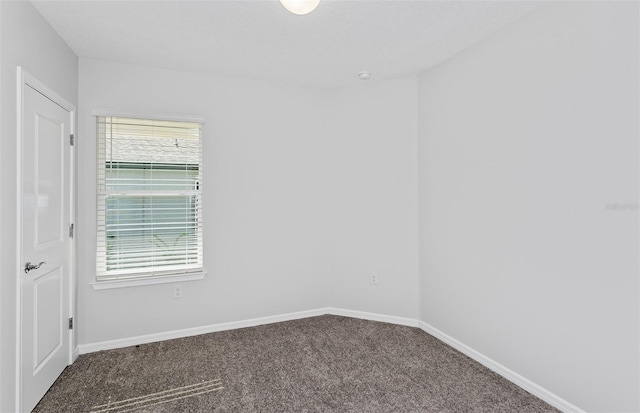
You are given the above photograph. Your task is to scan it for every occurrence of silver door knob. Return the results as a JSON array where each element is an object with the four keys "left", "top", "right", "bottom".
[{"left": 24, "top": 261, "right": 45, "bottom": 273}]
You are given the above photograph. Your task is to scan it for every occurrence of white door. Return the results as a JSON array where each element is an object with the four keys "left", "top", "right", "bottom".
[{"left": 20, "top": 79, "right": 73, "bottom": 412}]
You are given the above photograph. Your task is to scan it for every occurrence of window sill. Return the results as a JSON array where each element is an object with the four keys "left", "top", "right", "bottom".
[{"left": 90, "top": 271, "right": 206, "bottom": 290}]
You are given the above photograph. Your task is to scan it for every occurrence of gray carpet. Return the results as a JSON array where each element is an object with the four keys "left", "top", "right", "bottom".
[{"left": 33, "top": 315, "right": 559, "bottom": 412}]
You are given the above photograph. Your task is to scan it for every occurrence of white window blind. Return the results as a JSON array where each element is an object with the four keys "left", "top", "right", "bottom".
[{"left": 96, "top": 116, "right": 203, "bottom": 281}]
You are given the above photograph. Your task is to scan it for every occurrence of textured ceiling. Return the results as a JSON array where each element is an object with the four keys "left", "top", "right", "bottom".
[{"left": 32, "top": 0, "right": 543, "bottom": 89}]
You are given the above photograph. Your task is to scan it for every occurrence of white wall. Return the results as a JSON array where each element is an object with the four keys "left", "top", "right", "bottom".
[
  {"left": 0, "top": 2, "right": 78, "bottom": 411},
  {"left": 77, "top": 58, "right": 331, "bottom": 344},
  {"left": 326, "top": 79, "right": 420, "bottom": 319},
  {"left": 417, "top": 2, "right": 639, "bottom": 412},
  {"left": 78, "top": 59, "right": 421, "bottom": 345}
]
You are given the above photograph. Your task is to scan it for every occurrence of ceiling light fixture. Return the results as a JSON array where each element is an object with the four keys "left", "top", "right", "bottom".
[
  {"left": 358, "top": 72, "right": 371, "bottom": 80},
  {"left": 280, "top": 0, "right": 320, "bottom": 15}
]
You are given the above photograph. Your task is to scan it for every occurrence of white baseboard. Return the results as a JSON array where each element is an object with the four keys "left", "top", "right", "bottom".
[
  {"left": 418, "top": 321, "right": 585, "bottom": 413},
  {"left": 327, "top": 307, "right": 419, "bottom": 327},
  {"left": 78, "top": 308, "right": 328, "bottom": 354},
  {"left": 77, "top": 308, "right": 582, "bottom": 413}
]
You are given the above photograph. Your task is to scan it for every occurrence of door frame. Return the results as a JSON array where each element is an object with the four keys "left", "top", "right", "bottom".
[{"left": 15, "top": 67, "right": 76, "bottom": 412}]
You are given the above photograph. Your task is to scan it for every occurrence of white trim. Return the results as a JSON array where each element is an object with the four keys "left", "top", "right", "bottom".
[
  {"left": 23, "top": 71, "right": 75, "bottom": 112},
  {"left": 78, "top": 307, "right": 419, "bottom": 353},
  {"left": 90, "top": 271, "right": 206, "bottom": 290},
  {"left": 326, "top": 307, "right": 419, "bottom": 327},
  {"left": 15, "top": 66, "right": 23, "bottom": 413},
  {"left": 68, "top": 94, "right": 76, "bottom": 369},
  {"left": 418, "top": 321, "right": 585, "bottom": 413},
  {"left": 76, "top": 308, "right": 583, "bottom": 413},
  {"left": 78, "top": 308, "right": 329, "bottom": 353},
  {"left": 16, "top": 67, "right": 77, "bottom": 412},
  {"left": 90, "top": 107, "right": 205, "bottom": 124}
]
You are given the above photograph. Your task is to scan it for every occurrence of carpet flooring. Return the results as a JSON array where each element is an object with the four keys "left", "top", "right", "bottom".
[{"left": 33, "top": 315, "right": 559, "bottom": 412}]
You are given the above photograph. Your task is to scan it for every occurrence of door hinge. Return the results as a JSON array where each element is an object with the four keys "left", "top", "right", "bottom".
[
  {"left": 68, "top": 317, "right": 73, "bottom": 330},
  {"left": 70, "top": 134, "right": 75, "bottom": 146},
  {"left": 69, "top": 223, "right": 74, "bottom": 238}
]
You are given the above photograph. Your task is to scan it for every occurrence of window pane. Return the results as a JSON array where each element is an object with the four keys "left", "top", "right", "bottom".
[
  {"left": 106, "top": 165, "right": 199, "bottom": 192},
  {"left": 106, "top": 194, "right": 200, "bottom": 272},
  {"left": 96, "top": 116, "right": 203, "bottom": 280}
]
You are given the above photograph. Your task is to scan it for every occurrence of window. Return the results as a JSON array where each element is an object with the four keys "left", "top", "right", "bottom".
[{"left": 96, "top": 116, "right": 203, "bottom": 282}]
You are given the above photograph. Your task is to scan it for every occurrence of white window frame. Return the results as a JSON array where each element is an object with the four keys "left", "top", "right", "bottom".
[{"left": 92, "top": 110, "right": 206, "bottom": 290}]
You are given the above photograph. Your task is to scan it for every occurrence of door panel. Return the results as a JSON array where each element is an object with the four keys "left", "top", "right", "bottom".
[
  {"left": 21, "top": 84, "right": 71, "bottom": 412},
  {"left": 33, "top": 267, "right": 63, "bottom": 374},
  {"left": 35, "top": 113, "right": 65, "bottom": 246}
]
